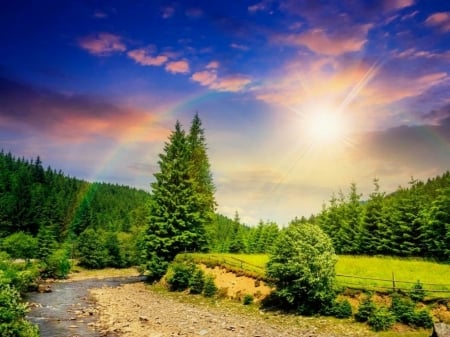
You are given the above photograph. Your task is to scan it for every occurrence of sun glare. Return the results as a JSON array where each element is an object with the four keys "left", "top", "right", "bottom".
[{"left": 303, "top": 107, "right": 349, "bottom": 147}]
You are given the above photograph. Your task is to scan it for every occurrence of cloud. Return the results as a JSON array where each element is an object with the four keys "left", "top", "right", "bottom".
[
  {"left": 0, "top": 77, "right": 168, "bottom": 143},
  {"left": 191, "top": 66, "right": 251, "bottom": 92},
  {"left": 191, "top": 70, "right": 217, "bottom": 86},
  {"left": 78, "top": 33, "right": 126, "bottom": 56},
  {"left": 210, "top": 75, "right": 252, "bottom": 92},
  {"left": 165, "top": 60, "right": 190, "bottom": 74},
  {"left": 383, "top": 0, "right": 415, "bottom": 11},
  {"left": 248, "top": 1, "right": 271, "bottom": 13},
  {"left": 230, "top": 43, "right": 250, "bottom": 51},
  {"left": 206, "top": 61, "right": 219, "bottom": 69},
  {"left": 356, "top": 119, "right": 450, "bottom": 178},
  {"left": 421, "top": 104, "right": 450, "bottom": 125},
  {"left": 127, "top": 48, "right": 168, "bottom": 66},
  {"left": 273, "top": 24, "right": 372, "bottom": 55},
  {"left": 425, "top": 12, "right": 450, "bottom": 32}
]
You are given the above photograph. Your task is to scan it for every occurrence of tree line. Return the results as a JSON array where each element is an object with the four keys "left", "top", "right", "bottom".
[
  {"left": 315, "top": 175, "right": 450, "bottom": 261},
  {"left": 0, "top": 150, "right": 150, "bottom": 268}
]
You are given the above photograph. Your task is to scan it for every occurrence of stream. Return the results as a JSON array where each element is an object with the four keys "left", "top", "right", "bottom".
[{"left": 26, "top": 276, "right": 145, "bottom": 337}]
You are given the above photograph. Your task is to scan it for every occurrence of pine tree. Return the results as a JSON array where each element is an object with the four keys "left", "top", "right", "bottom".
[
  {"left": 145, "top": 118, "right": 214, "bottom": 278},
  {"left": 423, "top": 186, "right": 450, "bottom": 260},
  {"left": 187, "top": 113, "right": 216, "bottom": 224},
  {"left": 360, "top": 179, "right": 387, "bottom": 254}
]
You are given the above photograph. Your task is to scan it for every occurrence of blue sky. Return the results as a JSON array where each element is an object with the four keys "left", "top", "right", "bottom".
[{"left": 1, "top": 0, "right": 450, "bottom": 225}]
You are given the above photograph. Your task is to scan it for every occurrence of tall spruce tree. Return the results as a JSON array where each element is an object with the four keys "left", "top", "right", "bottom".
[
  {"left": 145, "top": 117, "right": 214, "bottom": 279},
  {"left": 360, "top": 179, "right": 387, "bottom": 254},
  {"left": 188, "top": 113, "right": 216, "bottom": 225}
]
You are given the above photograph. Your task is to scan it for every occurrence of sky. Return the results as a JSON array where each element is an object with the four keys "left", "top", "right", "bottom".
[{"left": 1, "top": 0, "right": 450, "bottom": 226}]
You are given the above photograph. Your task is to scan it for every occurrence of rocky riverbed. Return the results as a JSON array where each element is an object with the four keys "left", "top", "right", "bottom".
[{"left": 90, "top": 282, "right": 375, "bottom": 337}]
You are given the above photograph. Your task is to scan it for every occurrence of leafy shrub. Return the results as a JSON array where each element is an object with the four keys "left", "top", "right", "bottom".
[
  {"left": 189, "top": 269, "right": 205, "bottom": 294},
  {"left": 166, "top": 262, "right": 196, "bottom": 291},
  {"left": 203, "top": 275, "right": 217, "bottom": 297},
  {"left": 243, "top": 294, "right": 254, "bottom": 305},
  {"left": 368, "top": 307, "right": 396, "bottom": 331},
  {"left": 410, "top": 280, "right": 425, "bottom": 303},
  {"left": 266, "top": 223, "right": 337, "bottom": 315},
  {"left": 41, "top": 248, "right": 71, "bottom": 279},
  {"left": 0, "top": 283, "right": 39, "bottom": 337},
  {"left": 77, "top": 228, "right": 109, "bottom": 269},
  {"left": 355, "top": 295, "right": 376, "bottom": 322},
  {"left": 1, "top": 232, "right": 38, "bottom": 260},
  {"left": 332, "top": 299, "right": 352, "bottom": 318}
]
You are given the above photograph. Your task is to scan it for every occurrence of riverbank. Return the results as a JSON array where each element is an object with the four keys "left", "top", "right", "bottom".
[
  {"left": 90, "top": 281, "right": 378, "bottom": 337},
  {"left": 64, "top": 267, "right": 430, "bottom": 337}
]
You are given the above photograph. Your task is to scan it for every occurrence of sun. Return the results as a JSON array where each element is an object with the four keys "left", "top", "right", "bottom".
[
  {"left": 301, "top": 105, "right": 350, "bottom": 147},
  {"left": 306, "top": 111, "right": 344, "bottom": 144}
]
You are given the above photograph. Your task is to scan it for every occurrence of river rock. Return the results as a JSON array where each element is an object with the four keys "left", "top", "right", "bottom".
[
  {"left": 431, "top": 323, "right": 450, "bottom": 337},
  {"left": 38, "top": 284, "right": 52, "bottom": 293}
]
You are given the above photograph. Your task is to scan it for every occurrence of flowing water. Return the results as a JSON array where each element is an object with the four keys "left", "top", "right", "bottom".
[{"left": 26, "top": 276, "right": 145, "bottom": 337}]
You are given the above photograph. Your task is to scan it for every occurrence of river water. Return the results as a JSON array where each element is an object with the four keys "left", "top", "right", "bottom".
[{"left": 26, "top": 276, "right": 145, "bottom": 337}]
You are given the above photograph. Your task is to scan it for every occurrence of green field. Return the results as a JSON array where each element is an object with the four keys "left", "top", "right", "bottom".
[{"left": 182, "top": 253, "right": 450, "bottom": 298}]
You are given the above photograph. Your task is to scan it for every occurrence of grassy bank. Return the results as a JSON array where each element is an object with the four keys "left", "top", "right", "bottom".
[{"left": 182, "top": 253, "right": 450, "bottom": 299}]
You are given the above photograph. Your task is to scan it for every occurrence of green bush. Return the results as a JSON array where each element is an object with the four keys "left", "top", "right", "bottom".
[
  {"left": 355, "top": 295, "right": 376, "bottom": 322},
  {"left": 145, "top": 254, "right": 169, "bottom": 281},
  {"left": 41, "top": 248, "right": 71, "bottom": 279},
  {"left": 410, "top": 280, "right": 425, "bottom": 302},
  {"left": 203, "top": 275, "right": 217, "bottom": 297},
  {"left": 189, "top": 269, "right": 205, "bottom": 294},
  {"left": 1, "top": 232, "right": 38, "bottom": 260},
  {"left": 166, "top": 262, "right": 196, "bottom": 291},
  {"left": 266, "top": 223, "right": 337, "bottom": 315},
  {"left": 243, "top": 294, "right": 254, "bottom": 305},
  {"left": 412, "top": 309, "right": 433, "bottom": 329},
  {"left": 391, "top": 294, "right": 416, "bottom": 325},
  {"left": 332, "top": 299, "right": 352, "bottom": 318},
  {"left": 368, "top": 307, "right": 396, "bottom": 331},
  {"left": 391, "top": 294, "right": 434, "bottom": 328},
  {"left": 77, "top": 228, "right": 109, "bottom": 269},
  {"left": 0, "top": 283, "right": 39, "bottom": 337}
]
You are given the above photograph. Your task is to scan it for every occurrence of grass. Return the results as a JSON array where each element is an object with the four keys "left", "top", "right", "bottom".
[
  {"left": 335, "top": 256, "right": 450, "bottom": 298},
  {"left": 181, "top": 253, "right": 450, "bottom": 299}
]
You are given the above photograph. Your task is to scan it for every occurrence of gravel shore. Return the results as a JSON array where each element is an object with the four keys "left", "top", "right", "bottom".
[{"left": 90, "top": 282, "right": 374, "bottom": 337}]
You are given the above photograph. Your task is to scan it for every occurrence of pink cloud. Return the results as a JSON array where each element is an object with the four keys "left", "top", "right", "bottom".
[
  {"left": 384, "top": 0, "right": 415, "bottom": 11},
  {"left": 78, "top": 33, "right": 126, "bottom": 56},
  {"left": 248, "top": 1, "right": 269, "bottom": 13},
  {"left": 0, "top": 77, "right": 169, "bottom": 143},
  {"left": 210, "top": 75, "right": 252, "bottom": 92},
  {"left": 165, "top": 60, "right": 190, "bottom": 74},
  {"left": 191, "top": 70, "right": 217, "bottom": 86},
  {"left": 127, "top": 48, "right": 168, "bottom": 66},
  {"left": 425, "top": 12, "right": 450, "bottom": 32},
  {"left": 206, "top": 61, "right": 219, "bottom": 69},
  {"left": 274, "top": 25, "right": 371, "bottom": 55}
]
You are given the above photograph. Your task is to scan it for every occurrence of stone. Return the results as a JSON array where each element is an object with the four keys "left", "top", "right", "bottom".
[{"left": 431, "top": 323, "right": 450, "bottom": 337}]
